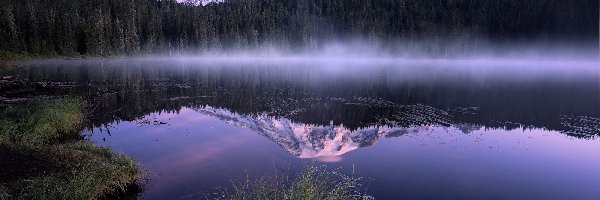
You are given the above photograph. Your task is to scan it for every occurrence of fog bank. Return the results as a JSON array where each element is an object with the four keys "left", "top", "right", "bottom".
[{"left": 135, "top": 42, "right": 599, "bottom": 67}]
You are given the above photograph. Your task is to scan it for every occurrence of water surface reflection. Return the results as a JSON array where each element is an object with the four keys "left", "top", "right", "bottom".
[
  {"left": 85, "top": 107, "right": 600, "bottom": 199},
  {"left": 1, "top": 59, "right": 599, "bottom": 199}
]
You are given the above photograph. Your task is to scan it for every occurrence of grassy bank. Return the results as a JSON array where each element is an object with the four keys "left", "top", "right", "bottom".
[
  {"left": 222, "top": 165, "right": 374, "bottom": 200},
  {"left": 0, "top": 98, "right": 142, "bottom": 200}
]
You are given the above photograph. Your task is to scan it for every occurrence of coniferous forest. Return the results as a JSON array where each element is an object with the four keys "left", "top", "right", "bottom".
[
  {"left": 0, "top": 0, "right": 597, "bottom": 57},
  {"left": 2, "top": 1, "right": 600, "bottom": 200}
]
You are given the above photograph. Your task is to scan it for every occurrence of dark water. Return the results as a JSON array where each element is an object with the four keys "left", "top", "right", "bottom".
[{"left": 1, "top": 59, "right": 599, "bottom": 199}]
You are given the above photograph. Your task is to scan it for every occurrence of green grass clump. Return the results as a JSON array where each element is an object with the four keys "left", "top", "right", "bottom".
[
  {"left": 0, "top": 98, "right": 83, "bottom": 145},
  {"left": 4, "top": 142, "right": 141, "bottom": 200},
  {"left": 223, "top": 165, "right": 374, "bottom": 200},
  {"left": 0, "top": 98, "right": 142, "bottom": 200}
]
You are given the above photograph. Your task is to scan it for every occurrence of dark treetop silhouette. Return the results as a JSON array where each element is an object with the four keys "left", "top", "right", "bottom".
[{"left": 0, "top": 0, "right": 597, "bottom": 57}]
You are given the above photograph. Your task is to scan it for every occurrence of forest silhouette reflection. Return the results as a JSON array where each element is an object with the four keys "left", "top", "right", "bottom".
[{"left": 1, "top": 59, "right": 598, "bottom": 138}]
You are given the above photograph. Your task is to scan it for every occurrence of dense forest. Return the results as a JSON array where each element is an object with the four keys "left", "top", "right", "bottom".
[{"left": 0, "top": 0, "right": 597, "bottom": 57}]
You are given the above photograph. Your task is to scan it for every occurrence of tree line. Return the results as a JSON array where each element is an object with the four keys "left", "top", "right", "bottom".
[{"left": 0, "top": 0, "right": 597, "bottom": 57}]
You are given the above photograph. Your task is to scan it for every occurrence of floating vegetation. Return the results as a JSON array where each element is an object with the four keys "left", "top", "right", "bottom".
[
  {"left": 386, "top": 104, "right": 453, "bottom": 127},
  {"left": 136, "top": 115, "right": 171, "bottom": 127},
  {"left": 447, "top": 106, "right": 479, "bottom": 115},
  {"left": 560, "top": 115, "right": 600, "bottom": 138},
  {"left": 331, "top": 96, "right": 398, "bottom": 108}
]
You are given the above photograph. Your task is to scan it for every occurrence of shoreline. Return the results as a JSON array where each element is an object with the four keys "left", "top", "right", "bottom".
[{"left": 0, "top": 98, "right": 143, "bottom": 199}]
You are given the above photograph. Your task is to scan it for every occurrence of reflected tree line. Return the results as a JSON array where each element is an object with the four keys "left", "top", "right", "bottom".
[
  {"left": 0, "top": 0, "right": 597, "bottom": 57},
  {"left": 0, "top": 60, "right": 598, "bottom": 138}
]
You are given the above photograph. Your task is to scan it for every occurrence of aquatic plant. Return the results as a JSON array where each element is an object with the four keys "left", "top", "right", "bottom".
[{"left": 221, "top": 165, "right": 373, "bottom": 200}]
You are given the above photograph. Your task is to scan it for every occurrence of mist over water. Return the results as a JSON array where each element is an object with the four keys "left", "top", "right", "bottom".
[{"left": 126, "top": 41, "right": 599, "bottom": 68}]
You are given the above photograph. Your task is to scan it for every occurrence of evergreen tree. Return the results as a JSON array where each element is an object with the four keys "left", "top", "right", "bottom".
[{"left": 0, "top": 0, "right": 596, "bottom": 57}]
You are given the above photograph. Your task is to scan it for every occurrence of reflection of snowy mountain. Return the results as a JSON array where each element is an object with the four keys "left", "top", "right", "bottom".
[
  {"left": 455, "top": 123, "right": 484, "bottom": 134},
  {"left": 195, "top": 106, "right": 445, "bottom": 159}
]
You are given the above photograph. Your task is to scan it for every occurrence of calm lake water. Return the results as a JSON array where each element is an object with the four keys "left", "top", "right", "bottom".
[{"left": 1, "top": 59, "right": 599, "bottom": 199}]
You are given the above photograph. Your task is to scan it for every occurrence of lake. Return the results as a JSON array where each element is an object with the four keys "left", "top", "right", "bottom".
[{"left": 1, "top": 58, "right": 599, "bottom": 199}]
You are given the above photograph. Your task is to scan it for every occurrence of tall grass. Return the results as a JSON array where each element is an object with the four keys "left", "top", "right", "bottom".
[
  {"left": 0, "top": 98, "right": 142, "bottom": 200},
  {"left": 221, "top": 165, "right": 374, "bottom": 200},
  {"left": 0, "top": 98, "right": 83, "bottom": 145},
  {"left": 5, "top": 142, "right": 141, "bottom": 200}
]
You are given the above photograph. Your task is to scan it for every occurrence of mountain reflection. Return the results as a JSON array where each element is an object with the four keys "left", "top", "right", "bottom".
[
  {"left": 0, "top": 59, "right": 598, "bottom": 140},
  {"left": 194, "top": 106, "right": 488, "bottom": 159}
]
